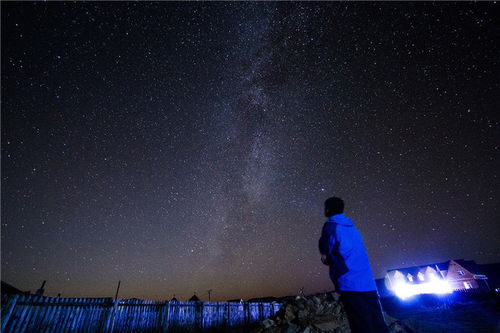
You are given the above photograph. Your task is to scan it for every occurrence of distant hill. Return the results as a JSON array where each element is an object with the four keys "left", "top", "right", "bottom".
[
  {"left": 1, "top": 280, "right": 28, "bottom": 295},
  {"left": 247, "top": 296, "right": 281, "bottom": 303}
]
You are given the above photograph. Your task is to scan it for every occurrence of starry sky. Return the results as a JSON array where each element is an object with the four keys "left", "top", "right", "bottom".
[{"left": 1, "top": 2, "right": 498, "bottom": 301}]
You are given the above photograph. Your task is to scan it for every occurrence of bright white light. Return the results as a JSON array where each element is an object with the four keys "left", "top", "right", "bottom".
[
  {"left": 392, "top": 279, "right": 452, "bottom": 300},
  {"left": 393, "top": 283, "right": 414, "bottom": 300}
]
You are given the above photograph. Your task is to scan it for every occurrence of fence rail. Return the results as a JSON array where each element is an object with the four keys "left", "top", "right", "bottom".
[{"left": 0, "top": 294, "right": 282, "bottom": 332}]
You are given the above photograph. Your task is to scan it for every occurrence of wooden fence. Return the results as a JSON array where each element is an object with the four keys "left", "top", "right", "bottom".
[{"left": 0, "top": 294, "right": 282, "bottom": 332}]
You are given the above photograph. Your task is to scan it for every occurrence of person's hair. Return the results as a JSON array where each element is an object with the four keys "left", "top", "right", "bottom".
[{"left": 324, "top": 197, "right": 344, "bottom": 216}]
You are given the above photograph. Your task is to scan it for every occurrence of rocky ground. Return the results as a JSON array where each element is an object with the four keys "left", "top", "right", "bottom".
[{"left": 251, "top": 293, "right": 409, "bottom": 333}]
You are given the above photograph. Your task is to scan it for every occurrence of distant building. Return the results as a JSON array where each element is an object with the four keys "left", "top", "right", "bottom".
[
  {"left": 442, "top": 259, "right": 489, "bottom": 291},
  {"left": 381, "top": 259, "right": 490, "bottom": 299},
  {"left": 188, "top": 294, "right": 200, "bottom": 302}
]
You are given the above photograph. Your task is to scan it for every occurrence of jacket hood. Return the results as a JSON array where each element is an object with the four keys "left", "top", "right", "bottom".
[{"left": 326, "top": 213, "right": 354, "bottom": 226}]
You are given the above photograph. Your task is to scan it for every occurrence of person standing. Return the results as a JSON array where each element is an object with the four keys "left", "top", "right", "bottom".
[{"left": 318, "top": 197, "right": 389, "bottom": 333}]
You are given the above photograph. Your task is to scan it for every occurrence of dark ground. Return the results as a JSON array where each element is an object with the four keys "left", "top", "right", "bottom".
[{"left": 385, "top": 299, "right": 500, "bottom": 333}]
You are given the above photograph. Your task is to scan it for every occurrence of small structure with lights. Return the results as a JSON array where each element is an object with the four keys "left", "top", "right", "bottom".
[{"left": 384, "top": 259, "right": 489, "bottom": 300}]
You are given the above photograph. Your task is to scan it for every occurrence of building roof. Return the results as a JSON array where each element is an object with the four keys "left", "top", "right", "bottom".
[
  {"left": 387, "top": 261, "right": 449, "bottom": 278},
  {"left": 387, "top": 259, "right": 485, "bottom": 278},
  {"left": 452, "top": 259, "right": 484, "bottom": 275},
  {"left": 188, "top": 294, "right": 200, "bottom": 302}
]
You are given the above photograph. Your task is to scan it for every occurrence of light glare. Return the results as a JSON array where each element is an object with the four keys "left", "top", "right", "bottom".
[{"left": 392, "top": 279, "right": 452, "bottom": 300}]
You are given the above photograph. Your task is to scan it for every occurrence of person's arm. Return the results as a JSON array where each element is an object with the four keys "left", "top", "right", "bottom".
[{"left": 318, "top": 223, "right": 336, "bottom": 263}]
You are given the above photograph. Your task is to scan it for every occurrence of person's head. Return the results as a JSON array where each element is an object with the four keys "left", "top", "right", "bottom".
[{"left": 324, "top": 197, "right": 344, "bottom": 217}]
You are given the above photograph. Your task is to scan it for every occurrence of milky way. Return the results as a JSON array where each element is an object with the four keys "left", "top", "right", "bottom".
[{"left": 2, "top": 2, "right": 498, "bottom": 301}]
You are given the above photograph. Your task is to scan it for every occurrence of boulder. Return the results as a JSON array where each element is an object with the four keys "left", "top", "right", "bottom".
[
  {"left": 251, "top": 293, "right": 410, "bottom": 333},
  {"left": 284, "top": 322, "right": 299, "bottom": 333},
  {"left": 313, "top": 320, "right": 341, "bottom": 331},
  {"left": 261, "top": 319, "right": 275, "bottom": 329}
]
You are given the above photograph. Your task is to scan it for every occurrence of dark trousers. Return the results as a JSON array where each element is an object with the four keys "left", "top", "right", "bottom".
[{"left": 340, "top": 291, "right": 389, "bottom": 333}]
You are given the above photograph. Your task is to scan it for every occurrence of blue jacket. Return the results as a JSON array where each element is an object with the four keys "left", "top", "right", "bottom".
[{"left": 318, "top": 214, "right": 377, "bottom": 292}]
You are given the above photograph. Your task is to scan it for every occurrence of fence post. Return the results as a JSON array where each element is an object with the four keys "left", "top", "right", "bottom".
[
  {"left": 163, "top": 301, "right": 170, "bottom": 333},
  {"left": 195, "top": 301, "right": 203, "bottom": 329},
  {"left": 1, "top": 294, "right": 20, "bottom": 331},
  {"left": 225, "top": 303, "right": 229, "bottom": 327},
  {"left": 104, "top": 298, "right": 119, "bottom": 332},
  {"left": 244, "top": 302, "right": 249, "bottom": 325},
  {"left": 10, "top": 294, "right": 32, "bottom": 332}
]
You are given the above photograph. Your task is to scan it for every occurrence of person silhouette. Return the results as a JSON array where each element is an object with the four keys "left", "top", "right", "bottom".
[{"left": 319, "top": 197, "right": 389, "bottom": 333}]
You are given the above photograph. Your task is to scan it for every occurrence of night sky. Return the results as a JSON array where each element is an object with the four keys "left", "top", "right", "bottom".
[{"left": 1, "top": 2, "right": 498, "bottom": 301}]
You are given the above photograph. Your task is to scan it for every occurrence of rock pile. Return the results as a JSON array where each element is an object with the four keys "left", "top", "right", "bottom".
[{"left": 251, "top": 293, "right": 408, "bottom": 333}]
